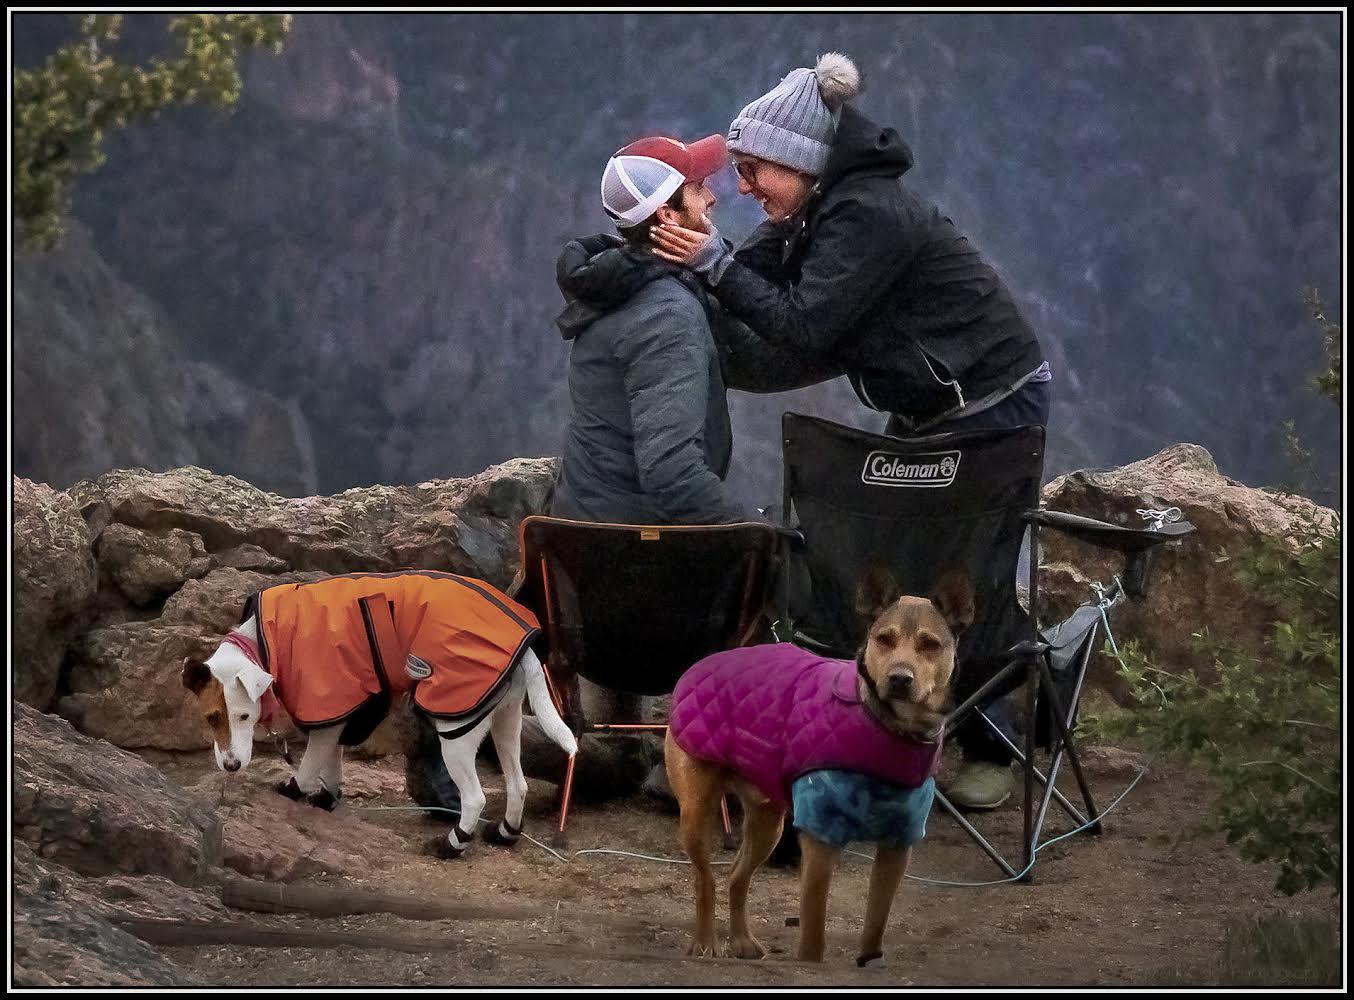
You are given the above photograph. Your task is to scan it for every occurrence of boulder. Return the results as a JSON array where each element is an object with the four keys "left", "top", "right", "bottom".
[
  {"left": 13, "top": 477, "right": 98, "bottom": 709},
  {"left": 13, "top": 839, "right": 228, "bottom": 923},
  {"left": 221, "top": 800, "right": 396, "bottom": 882},
  {"left": 59, "top": 619, "right": 245, "bottom": 752},
  {"left": 13, "top": 703, "right": 222, "bottom": 885},
  {"left": 56, "top": 458, "right": 556, "bottom": 752},
  {"left": 214, "top": 542, "right": 290, "bottom": 574},
  {"left": 95, "top": 522, "right": 213, "bottom": 606},
  {"left": 188, "top": 758, "right": 408, "bottom": 882},
  {"left": 59, "top": 567, "right": 322, "bottom": 751},
  {"left": 68, "top": 457, "right": 557, "bottom": 587},
  {"left": 12, "top": 843, "right": 203, "bottom": 988},
  {"left": 157, "top": 566, "right": 326, "bottom": 632},
  {"left": 1039, "top": 443, "right": 1337, "bottom": 685}
]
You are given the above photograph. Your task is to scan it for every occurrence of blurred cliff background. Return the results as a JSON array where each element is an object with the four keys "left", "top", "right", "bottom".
[{"left": 12, "top": 12, "right": 1343, "bottom": 504}]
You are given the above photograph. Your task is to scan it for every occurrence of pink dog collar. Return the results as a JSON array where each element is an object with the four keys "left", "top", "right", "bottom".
[
  {"left": 222, "top": 631, "right": 261, "bottom": 664},
  {"left": 221, "top": 631, "right": 279, "bottom": 726}
]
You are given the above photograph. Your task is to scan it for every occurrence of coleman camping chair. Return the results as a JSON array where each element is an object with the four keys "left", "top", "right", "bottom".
[
  {"left": 780, "top": 413, "right": 1194, "bottom": 878},
  {"left": 512, "top": 515, "right": 788, "bottom": 842}
]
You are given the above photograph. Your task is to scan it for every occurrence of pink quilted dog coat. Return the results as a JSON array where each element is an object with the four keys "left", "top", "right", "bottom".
[{"left": 669, "top": 643, "right": 941, "bottom": 810}]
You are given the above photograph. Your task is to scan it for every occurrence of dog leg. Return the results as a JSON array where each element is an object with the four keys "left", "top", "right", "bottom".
[
  {"left": 430, "top": 716, "right": 492, "bottom": 859},
  {"left": 665, "top": 731, "right": 721, "bottom": 958},
  {"left": 796, "top": 833, "right": 840, "bottom": 962},
  {"left": 856, "top": 844, "right": 911, "bottom": 967},
  {"left": 484, "top": 692, "right": 528, "bottom": 847},
  {"left": 727, "top": 795, "right": 783, "bottom": 960},
  {"left": 311, "top": 741, "right": 345, "bottom": 810},
  {"left": 282, "top": 725, "right": 344, "bottom": 809}
]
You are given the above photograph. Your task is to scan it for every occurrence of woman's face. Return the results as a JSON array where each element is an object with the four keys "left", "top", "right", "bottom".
[{"left": 732, "top": 154, "right": 815, "bottom": 222}]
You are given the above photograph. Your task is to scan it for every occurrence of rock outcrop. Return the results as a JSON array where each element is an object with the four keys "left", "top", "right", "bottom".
[
  {"left": 47, "top": 457, "right": 555, "bottom": 751},
  {"left": 12, "top": 843, "right": 206, "bottom": 988},
  {"left": 192, "top": 756, "right": 412, "bottom": 882},
  {"left": 13, "top": 703, "right": 223, "bottom": 884},
  {"left": 11, "top": 704, "right": 413, "bottom": 987},
  {"left": 13, "top": 477, "right": 99, "bottom": 709},
  {"left": 18, "top": 439, "right": 1339, "bottom": 747},
  {"left": 1038, "top": 443, "right": 1337, "bottom": 683}
]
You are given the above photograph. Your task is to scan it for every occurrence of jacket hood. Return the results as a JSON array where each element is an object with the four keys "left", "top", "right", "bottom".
[
  {"left": 817, "top": 104, "right": 914, "bottom": 192},
  {"left": 555, "top": 234, "right": 692, "bottom": 340}
]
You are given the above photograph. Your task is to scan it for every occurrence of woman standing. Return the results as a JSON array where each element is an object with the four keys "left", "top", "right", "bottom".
[{"left": 653, "top": 53, "right": 1050, "bottom": 810}]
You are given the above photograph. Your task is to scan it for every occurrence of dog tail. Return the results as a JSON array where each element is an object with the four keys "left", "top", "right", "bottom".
[{"left": 521, "top": 649, "right": 578, "bottom": 756}]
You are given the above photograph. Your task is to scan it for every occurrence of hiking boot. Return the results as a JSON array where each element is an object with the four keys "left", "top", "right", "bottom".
[{"left": 943, "top": 760, "right": 1014, "bottom": 810}]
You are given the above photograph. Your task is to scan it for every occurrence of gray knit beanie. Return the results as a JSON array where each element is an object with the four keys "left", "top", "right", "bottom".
[{"left": 727, "top": 53, "right": 862, "bottom": 176}]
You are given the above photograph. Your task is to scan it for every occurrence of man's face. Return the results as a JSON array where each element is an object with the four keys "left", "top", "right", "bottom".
[{"left": 662, "top": 180, "right": 717, "bottom": 234}]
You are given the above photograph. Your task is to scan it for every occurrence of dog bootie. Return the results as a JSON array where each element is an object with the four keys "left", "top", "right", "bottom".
[
  {"left": 943, "top": 760, "right": 1014, "bottom": 810},
  {"left": 430, "top": 824, "right": 476, "bottom": 859},
  {"left": 305, "top": 785, "right": 342, "bottom": 812},
  {"left": 483, "top": 820, "right": 523, "bottom": 847},
  {"left": 275, "top": 776, "right": 306, "bottom": 801}
]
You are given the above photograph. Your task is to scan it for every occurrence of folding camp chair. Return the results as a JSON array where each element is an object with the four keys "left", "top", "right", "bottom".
[
  {"left": 780, "top": 413, "right": 1194, "bottom": 879},
  {"left": 513, "top": 515, "right": 787, "bottom": 842}
]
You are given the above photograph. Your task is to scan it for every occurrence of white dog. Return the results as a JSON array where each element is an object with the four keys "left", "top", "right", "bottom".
[{"left": 183, "top": 573, "right": 578, "bottom": 858}]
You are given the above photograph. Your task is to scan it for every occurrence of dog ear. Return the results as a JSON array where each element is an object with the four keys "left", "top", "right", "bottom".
[
  {"left": 854, "top": 563, "right": 902, "bottom": 622},
  {"left": 182, "top": 658, "right": 213, "bottom": 694},
  {"left": 929, "top": 570, "right": 976, "bottom": 635},
  {"left": 234, "top": 660, "right": 274, "bottom": 703}
]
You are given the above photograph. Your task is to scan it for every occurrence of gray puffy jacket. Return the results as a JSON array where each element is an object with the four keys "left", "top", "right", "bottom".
[{"left": 551, "top": 235, "right": 743, "bottom": 525}]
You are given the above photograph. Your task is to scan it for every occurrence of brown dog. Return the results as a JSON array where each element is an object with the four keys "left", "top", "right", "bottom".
[{"left": 664, "top": 571, "right": 973, "bottom": 964}]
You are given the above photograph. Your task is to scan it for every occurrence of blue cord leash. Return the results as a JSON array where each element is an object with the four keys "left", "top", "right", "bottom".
[
  {"left": 879, "top": 753, "right": 1154, "bottom": 887},
  {"left": 354, "top": 806, "right": 725, "bottom": 866},
  {"left": 357, "top": 756, "right": 1153, "bottom": 885},
  {"left": 357, "top": 751, "right": 1151, "bottom": 884}
]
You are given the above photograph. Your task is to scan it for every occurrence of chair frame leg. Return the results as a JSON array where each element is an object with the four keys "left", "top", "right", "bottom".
[
  {"left": 553, "top": 723, "right": 734, "bottom": 841},
  {"left": 940, "top": 652, "right": 1104, "bottom": 879},
  {"left": 1022, "top": 521, "right": 1041, "bottom": 879},
  {"left": 1032, "top": 624, "right": 1103, "bottom": 839},
  {"left": 977, "top": 708, "right": 1088, "bottom": 829},
  {"left": 1036, "top": 658, "right": 1100, "bottom": 829},
  {"left": 555, "top": 753, "right": 577, "bottom": 845},
  {"left": 1022, "top": 652, "right": 1038, "bottom": 878},
  {"left": 932, "top": 790, "right": 1021, "bottom": 879}
]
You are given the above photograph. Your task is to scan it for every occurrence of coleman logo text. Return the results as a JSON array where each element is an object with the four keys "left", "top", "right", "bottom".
[{"left": 861, "top": 450, "right": 961, "bottom": 488}]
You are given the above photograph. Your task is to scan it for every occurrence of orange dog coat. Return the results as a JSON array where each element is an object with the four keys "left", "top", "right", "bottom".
[{"left": 247, "top": 572, "right": 540, "bottom": 729}]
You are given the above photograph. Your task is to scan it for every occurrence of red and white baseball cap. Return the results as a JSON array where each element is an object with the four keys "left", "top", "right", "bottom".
[{"left": 601, "top": 134, "right": 727, "bottom": 228}]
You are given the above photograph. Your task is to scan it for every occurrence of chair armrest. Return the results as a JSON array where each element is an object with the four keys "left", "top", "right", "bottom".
[
  {"left": 1024, "top": 509, "right": 1195, "bottom": 553},
  {"left": 775, "top": 526, "right": 806, "bottom": 553},
  {"left": 1026, "top": 509, "right": 1195, "bottom": 599}
]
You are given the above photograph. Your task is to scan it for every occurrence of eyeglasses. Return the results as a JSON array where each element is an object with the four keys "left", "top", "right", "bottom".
[{"left": 732, "top": 157, "right": 763, "bottom": 187}]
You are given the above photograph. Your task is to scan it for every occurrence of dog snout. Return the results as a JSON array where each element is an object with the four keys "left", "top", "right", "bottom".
[
  {"left": 884, "top": 670, "right": 915, "bottom": 700},
  {"left": 222, "top": 757, "right": 242, "bottom": 773}
]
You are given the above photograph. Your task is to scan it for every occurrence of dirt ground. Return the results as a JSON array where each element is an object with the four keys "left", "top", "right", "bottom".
[{"left": 143, "top": 744, "right": 1339, "bottom": 989}]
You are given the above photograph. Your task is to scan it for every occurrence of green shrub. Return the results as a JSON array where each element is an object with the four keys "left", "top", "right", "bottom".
[
  {"left": 14, "top": 13, "right": 290, "bottom": 250},
  {"left": 1098, "top": 511, "right": 1339, "bottom": 895},
  {"left": 1152, "top": 914, "right": 1340, "bottom": 987},
  {"left": 1092, "top": 290, "right": 1341, "bottom": 896}
]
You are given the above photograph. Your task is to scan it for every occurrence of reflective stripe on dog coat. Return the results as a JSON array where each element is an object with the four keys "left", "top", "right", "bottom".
[
  {"left": 669, "top": 643, "right": 941, "bottom": 811},
  {"left": 250, "top": 572, "right": 540, "bottom": 728}
]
